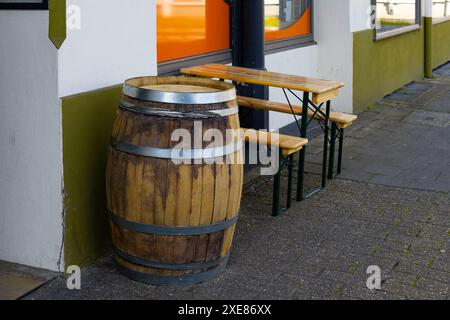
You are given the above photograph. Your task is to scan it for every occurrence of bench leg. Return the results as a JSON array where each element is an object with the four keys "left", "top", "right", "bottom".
[
  {"left": 272, "top": 153, "right": 295, "bottom": 217},
  {"left": 286, "top": 154, "right": 294, "bottom": 209},
  {"left": 322, "top": 101, "right": 331, "bottom": 188},
  {"left": 297, "top": 147, "right": 306, "bottom": 201},
  {"left": 272, "top": 153, "right": 282, "bottom": 217},
  {"left": 337, "top": 128, "right": 344, "bottom": 175},
  {"left": 296, "top": 91, "right": 310, "bottom": 202},
  {"left": 328, "top": 122, "right": 337, "bottom": 180}
]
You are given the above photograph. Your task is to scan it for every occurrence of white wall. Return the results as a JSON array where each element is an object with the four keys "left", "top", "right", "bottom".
[
  {"left": 265, "top": 0, "right": 354, "bottom": 130},
  {"left": 0, "top": 11, "right": 63, "bottom": 271},
  {"left": 0, "top": 1, "right": 158, "bottom": 272},
  {"left": 316, "top": 0, "right": 353, "bottom": 114},
  {"left": 59, "top": 0, "right": 157, "bottom": 97},
  {"left": 266, "top": 45, "right": 319, "bottom": 129},
  {"left": 350, "top": 0, "right": 372, "bottom": 32}
]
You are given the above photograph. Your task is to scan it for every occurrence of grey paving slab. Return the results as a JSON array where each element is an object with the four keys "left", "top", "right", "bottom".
[
  {"left": 434, "top": 62, "right": 450, "bottom": 78},
  {"left": 24, "top": 177, "right": 449, "bottom": 301},
  {"left": 385, "top": 82, "right": 435, "bottom": 103},
  {"left": 337, "top": 97, "right": 450, "bottom": 192},
  {"left": 403, "top": 110, "right": 450, "bottom": 128}
]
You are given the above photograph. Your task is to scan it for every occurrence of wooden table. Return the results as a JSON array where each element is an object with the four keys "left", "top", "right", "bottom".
[
  {"left": 181, "top": 63, "right": 345, "bottom": 201},
  {"left": 181, "top": 63, "right": 344, "bottom": 104}
]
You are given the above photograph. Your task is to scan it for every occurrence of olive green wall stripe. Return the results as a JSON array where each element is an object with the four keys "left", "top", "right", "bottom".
[
  {"left": 424, "top": 17, "right": 433, "bottom": 78},
  {"left": 353, "top": 25, "right": 424, "bottom": 113},
  {"left": 49, "top": 0, "right": 66, "bottom": 49},
  {"left": 431, "top": 19, "right": 450, "bottom": 69},
  {"left": 62, "top": 85, "right": 122, "bottom": 268}
]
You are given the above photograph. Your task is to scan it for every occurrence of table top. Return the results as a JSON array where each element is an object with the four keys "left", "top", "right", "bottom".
[{"left": 181, "top": 63, "right": 345, "bottom": 95}]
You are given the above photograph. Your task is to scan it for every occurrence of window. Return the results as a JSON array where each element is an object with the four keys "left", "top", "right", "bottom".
[
  {"left": 157, "top": 0, "right": 230, "bottom": 64},
  {"left": 432, "top": 0, "right": 450, "bottom": 19},
  {"left": 157, "top": 0, "right": 313, "bottom": 73},
  {"left": 264, "top": 0, "right": 311, "bottom": 41},
  {"left": 373, "top": 0, "right": 421, "bottom": 37}
]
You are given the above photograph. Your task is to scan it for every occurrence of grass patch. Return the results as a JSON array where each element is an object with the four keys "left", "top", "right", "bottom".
[
  {"left": 427, "top": 256, "right": 436, "bottom": 268},
  {"left": 379, "top": 18, "right": 414, "bottom": 27},
  {"left": 347, "top": 261, "right": 362, "bottom": 274},
  {"left": 411, "top": 276, "right": 420, "bottom": 288},
  {"left": 404, "top": 244, "right": 412, "bottom": 254},
  {"left": 368, "top": 245, "right": 380, "bottom": 256},
  {"left": 334, "top": 283, "right": 344, "bottom": 298}
]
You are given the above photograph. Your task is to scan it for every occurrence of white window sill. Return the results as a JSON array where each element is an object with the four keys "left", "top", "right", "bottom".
[
  {"left": 433, "top": 16, "right": 450, "bottom": 25},
  {"left": 375, "top": 24, "right": 421, "bottom": 41}
]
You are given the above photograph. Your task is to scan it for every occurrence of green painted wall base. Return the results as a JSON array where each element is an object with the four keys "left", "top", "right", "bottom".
[
  {"left": 62, "top": 85, "right": 122, "bottom": 268},
  {"left": 425, "top": 17, "right": 433, "bottom": 78},
  {"left": 353, "top": 27, "right": 424, "bottom": 113},
  {"left": 48, "top": 0, "right": 66, "bottom": 49},
  {"left": 431, "top": 19, "right": 450, "bottom": 69}
]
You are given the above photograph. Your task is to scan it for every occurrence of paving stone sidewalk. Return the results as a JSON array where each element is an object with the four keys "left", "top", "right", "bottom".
[{"left": 25, "top": 64, "right": 450, "bottom": 300}]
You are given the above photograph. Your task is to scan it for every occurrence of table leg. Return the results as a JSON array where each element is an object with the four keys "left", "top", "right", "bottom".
[
  {"left": 296, "top": 91, "right": 309, "bottom": 202},
  {"left": 337, "top": 128, "right": 344, "bottom": 175},
  {"left": 272, "top": 151, "right": 282, "bottom": 217},
  {"left": 286, "top": 154, "right": 294, "bottom": 209},
  {"left": 322, "top": 101, "right": 331, "bottom": 188},
  {"left": 328, "top": 122, "right": 337, "bottom": 180}
]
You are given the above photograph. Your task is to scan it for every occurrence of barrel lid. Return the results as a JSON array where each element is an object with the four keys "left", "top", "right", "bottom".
[{"left": 123, "top": 76, "right": 236, "bottom": 105}]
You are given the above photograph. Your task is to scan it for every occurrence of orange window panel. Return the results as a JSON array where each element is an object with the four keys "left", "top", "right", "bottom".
[
  {"left": 265, "top": 4, "right": 311, "bottom": 42},
  {"left": 157, "top": 0, "right": 230, "bottom": 63}
]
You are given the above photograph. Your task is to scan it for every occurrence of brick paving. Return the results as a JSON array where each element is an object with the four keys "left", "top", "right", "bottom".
[{"left": 25, "top": 63, "right": 450, "bottom": 300}]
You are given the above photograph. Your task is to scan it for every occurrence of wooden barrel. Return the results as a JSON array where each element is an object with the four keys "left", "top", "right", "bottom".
[{"left": 106, "top": 76, "right": 243, "bottom": 285}]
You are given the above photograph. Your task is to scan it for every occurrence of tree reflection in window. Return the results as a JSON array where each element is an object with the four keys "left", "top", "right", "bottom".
[
  {"left": 374, "top": 0, "right": 420, "bottom": 34},
  {"left": 265, "top": 0, "right": 309, "bottom": 31},
  {"left": 432, "top": 0, "right": 450, "bottom": 18}
]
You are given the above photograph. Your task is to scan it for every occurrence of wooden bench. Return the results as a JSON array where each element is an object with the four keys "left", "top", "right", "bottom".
[
  {"left": 241, "top": 128, "right": 308, "bottom": 216},
  {"left": 238, "top": 96, "right": 357, "bottom": 178}
]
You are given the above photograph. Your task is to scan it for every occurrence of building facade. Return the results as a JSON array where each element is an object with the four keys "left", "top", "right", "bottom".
[{"left": 0, "top": 0, "right": 449, "bottom": 271}]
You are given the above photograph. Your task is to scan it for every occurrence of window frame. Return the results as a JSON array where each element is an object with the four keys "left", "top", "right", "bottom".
[
  {"left": 372, "top": 0, "right": 422, "bottom": 41},
  {"left": 158, "top": 49, "right": 232, "bottom": 75},
  {"left": 0, "top": 0, "right": 48, "bottom": 10}
]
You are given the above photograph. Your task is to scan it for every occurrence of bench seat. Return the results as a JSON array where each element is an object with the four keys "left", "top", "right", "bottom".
[
  {"left": 237, "top": 96, "right": 357, "bottom": 129},
  {"left": 240, "top": 128, "right": 308, "bottom": 216},
  {"left": 241, "top": 129, "right": 308, "bottom": 156}
]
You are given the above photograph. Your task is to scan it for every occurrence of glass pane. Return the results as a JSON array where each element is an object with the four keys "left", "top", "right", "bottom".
[
  {"left": 264, "top": 0, "right": 311, "bottom": 42},
  {"left": 157, "top": 0, "right": 230, "bottom": 63},
  {"left": 265, "top": 0, "right": 309, "bottom": 31},
  {"left": 432, "top": 0, "right": 450, "bottom": 18},
  {"left": 375, "top": 0, "right": 417, "bottom": 33}
]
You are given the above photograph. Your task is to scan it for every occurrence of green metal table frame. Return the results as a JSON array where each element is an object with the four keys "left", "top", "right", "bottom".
[
  {"left": 272, "top": 152, "right": 295, "bottom": 217},
  {"left": 281, "top": 88, "right": 334, "bottom": 201},
  {"left": 328, "top": 122, "right": 345, "bottom": 179}
]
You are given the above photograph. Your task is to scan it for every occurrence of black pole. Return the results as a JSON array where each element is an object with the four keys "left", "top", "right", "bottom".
[{"left": 232, "top": 0, "right": 269, "bottom": 130}]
